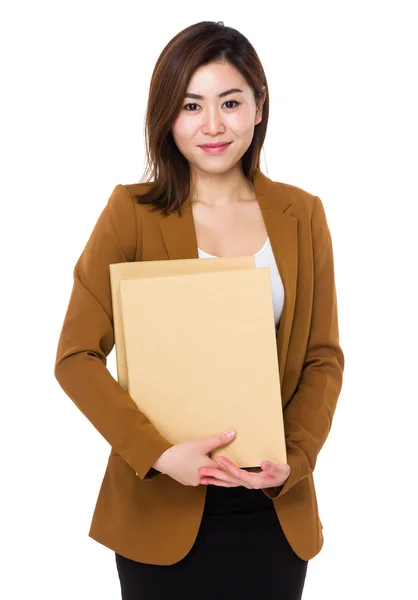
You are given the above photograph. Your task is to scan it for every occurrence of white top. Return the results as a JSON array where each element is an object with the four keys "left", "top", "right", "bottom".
[{"left": 197, "top": 237, "right": 285, "bottom": 331}]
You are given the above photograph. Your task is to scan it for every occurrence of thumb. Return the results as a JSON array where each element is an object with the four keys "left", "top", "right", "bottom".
[{"left": 199, "top": 430, "right": 236, "bottom": 454}]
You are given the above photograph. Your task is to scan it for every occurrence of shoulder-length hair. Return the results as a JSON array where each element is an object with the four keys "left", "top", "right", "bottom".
[{"left": 133, "top": 20, "right": 269, "bottom": 216}]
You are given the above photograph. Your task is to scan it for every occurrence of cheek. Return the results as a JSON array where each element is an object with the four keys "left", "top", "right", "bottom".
[
  {"left": 172, "top": 114, "right": 196, "bottom": 143},
  {"left": 228, "top": 110, "right": 256, "bottom": 137}
]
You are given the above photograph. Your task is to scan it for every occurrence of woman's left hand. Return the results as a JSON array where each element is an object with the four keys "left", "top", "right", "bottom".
[{"left": 199, "top": 457, "right": 291, "bottom": 489}]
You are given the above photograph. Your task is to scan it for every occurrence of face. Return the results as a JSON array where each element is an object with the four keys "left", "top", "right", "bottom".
[{"left": 171, "top": 61, "right": 265, "bottom": 177}]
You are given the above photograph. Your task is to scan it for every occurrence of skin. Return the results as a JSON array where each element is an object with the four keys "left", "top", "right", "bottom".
[
  {"left": 171, "top": 60, "right": 264, "bottom": 206},
  {"left": 154, "top": 61, "right": 291, "bottom": 490}
]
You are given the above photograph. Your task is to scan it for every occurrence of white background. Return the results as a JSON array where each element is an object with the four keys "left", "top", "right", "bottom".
[{"left": 1, "top": 1, "right": 417, "bottom": 598}]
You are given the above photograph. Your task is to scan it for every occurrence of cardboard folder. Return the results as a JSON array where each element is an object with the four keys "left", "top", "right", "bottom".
[
  {"left": 110, "top": 257, "right": 256, "bottom": 392},
  {"left": 112, "top": 262, "right": 286, "bottom": 467}
]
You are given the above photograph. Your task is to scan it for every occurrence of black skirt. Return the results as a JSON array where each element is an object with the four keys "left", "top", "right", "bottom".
[{"left": 115, "top": 485, "right": 308, "bottom": 600}]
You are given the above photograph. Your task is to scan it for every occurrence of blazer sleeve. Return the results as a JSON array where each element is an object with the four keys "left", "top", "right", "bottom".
[
  {"left": 54, "top": 184, "right": 173, "bottom": 481},
  {"left": 263, "top": 195, "right": 345, "bottom": 499}
]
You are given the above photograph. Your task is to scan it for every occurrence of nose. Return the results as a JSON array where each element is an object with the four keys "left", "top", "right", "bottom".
[{"left": 201, "top": 107, "right": 225, "bottom": 135}]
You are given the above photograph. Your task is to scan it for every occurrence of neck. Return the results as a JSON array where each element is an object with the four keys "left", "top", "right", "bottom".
[{"left": 190, "top": 164, "right": 255, "bottom": 207}]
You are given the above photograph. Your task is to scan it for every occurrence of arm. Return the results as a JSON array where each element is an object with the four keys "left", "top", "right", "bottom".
[
  {"left": 263, "top": 196, "right": 345, "bottom": 499},
  {"left": 54, "top": 185, "right": 173, "bottom": 480}
]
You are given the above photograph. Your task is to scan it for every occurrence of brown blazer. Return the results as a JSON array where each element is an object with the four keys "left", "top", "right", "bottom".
[{"left": 54, "top": 167, "right": 344, "bottom": 564}]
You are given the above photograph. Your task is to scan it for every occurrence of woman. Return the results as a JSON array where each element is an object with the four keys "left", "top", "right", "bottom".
[{"left": 55, "top": 20, "right": 344, "bottom": 599}]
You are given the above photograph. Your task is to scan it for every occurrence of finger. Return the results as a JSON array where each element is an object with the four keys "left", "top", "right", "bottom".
[
  {"left": 200, "top": 477, "right": 241, "bottom": 488},
  {"left": 213, "top": 462, "right": 229, "bottom": 472},
  {"left": 199, "top": 430, "right": 236, "bottom": 454},
  {"left": 202, "top": 457, "right": 225, "bottom": 469},
  {"left": 246, "top": 464, "right": 289, "bottom": 488},
  {"left": 199, "top": 466, "right": 239, "bottom": 483},
  {"left": 261, "top": 461, "right": 290, "bottom": 479},
  {"left": 218, "top": 457, "right": 284, "bottom": 489},
  {"left": 199, "top": 464, "right": 247, "bottom": 487},
  {"left": 215, "top": 457, "right": 254, "bottom": 486}
]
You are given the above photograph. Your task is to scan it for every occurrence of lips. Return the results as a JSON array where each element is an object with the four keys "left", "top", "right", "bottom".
[
  {"left": 199, "top": 142, "right": 232, "bottom": 154},
  {"left": 200, "top": 142, "right": 232, "bottom": 148}
]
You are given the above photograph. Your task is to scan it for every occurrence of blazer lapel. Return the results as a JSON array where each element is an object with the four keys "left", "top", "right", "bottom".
[{"left": 158, "top": 167, "right": 298, "bottom": 390}]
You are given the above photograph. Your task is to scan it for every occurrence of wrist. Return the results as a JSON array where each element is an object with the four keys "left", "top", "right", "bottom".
[{"left": 152, "top": 448, "right": 169, "bottom": 473}]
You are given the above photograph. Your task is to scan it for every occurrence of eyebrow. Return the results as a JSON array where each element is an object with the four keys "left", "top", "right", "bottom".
[{"left": 184, "top": 88, "right": 244, "bottom": 100}]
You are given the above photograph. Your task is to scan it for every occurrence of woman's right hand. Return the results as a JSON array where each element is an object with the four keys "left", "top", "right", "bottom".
[{"left": 152, "top": 430, "right": 236, "bottom": 486}]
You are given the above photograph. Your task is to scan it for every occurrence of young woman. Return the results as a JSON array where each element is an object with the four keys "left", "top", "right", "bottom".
[{"left": 55, "top": 20, "right": 344, "bottom": 600}]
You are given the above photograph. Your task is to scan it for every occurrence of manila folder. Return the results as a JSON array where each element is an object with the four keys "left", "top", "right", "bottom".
[
  {"left": 119, "top": 268, "right": 286, "bottom": 467},
  {"left": 110, "top": 257, "right": 256, "bottom": 392}
]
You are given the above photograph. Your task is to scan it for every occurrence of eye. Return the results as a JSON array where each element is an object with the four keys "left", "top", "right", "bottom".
[
  {"left": 183, "top": 103, "right": 200, "bottom": 111},
  {"left": 183, "top": 100, "right": 241, "bottom": 111},
  {"left": 224, "top": 100, "right": 240, "bottom": 109}
]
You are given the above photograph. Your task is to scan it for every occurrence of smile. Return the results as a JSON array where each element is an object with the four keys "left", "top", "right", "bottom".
[{"left": 199, "top": 143, "right": 232, "bottom": 154}]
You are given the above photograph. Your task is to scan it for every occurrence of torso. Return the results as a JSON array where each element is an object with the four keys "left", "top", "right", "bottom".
[
  {"left": 191, "top": 195, "right": 268, "bottom": 257},
  {"left": 192, "top": 193, "right": 280, "bottom": 510}
]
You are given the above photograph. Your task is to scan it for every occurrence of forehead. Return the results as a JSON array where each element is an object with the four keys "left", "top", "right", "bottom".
[{"left": 187, "top": 62, "right": 249, "bottom": 95}]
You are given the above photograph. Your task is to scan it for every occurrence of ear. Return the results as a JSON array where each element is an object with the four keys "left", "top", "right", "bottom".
[{"left": 255, "top": 86, "right": 267, "bottom": 125}]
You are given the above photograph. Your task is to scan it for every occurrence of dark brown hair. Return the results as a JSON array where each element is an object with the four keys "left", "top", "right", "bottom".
[{"left": 134, "top": 20, "right": 269, "bottom": 216}]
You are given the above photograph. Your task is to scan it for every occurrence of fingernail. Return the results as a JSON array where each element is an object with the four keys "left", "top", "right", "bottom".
[
  {"left": 225, "top": 430, "right": 235, "bottom": 440},
  {"left": 263, "top": 461, "right": 271, "bottom": 469}
]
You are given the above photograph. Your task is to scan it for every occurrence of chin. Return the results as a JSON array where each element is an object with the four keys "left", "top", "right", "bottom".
[
  {"left": 189, "top": 154, "right": 246, "bottom": 176},
  {"left": 192, "top": 162, "right": 238, "bottom": 177}
]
